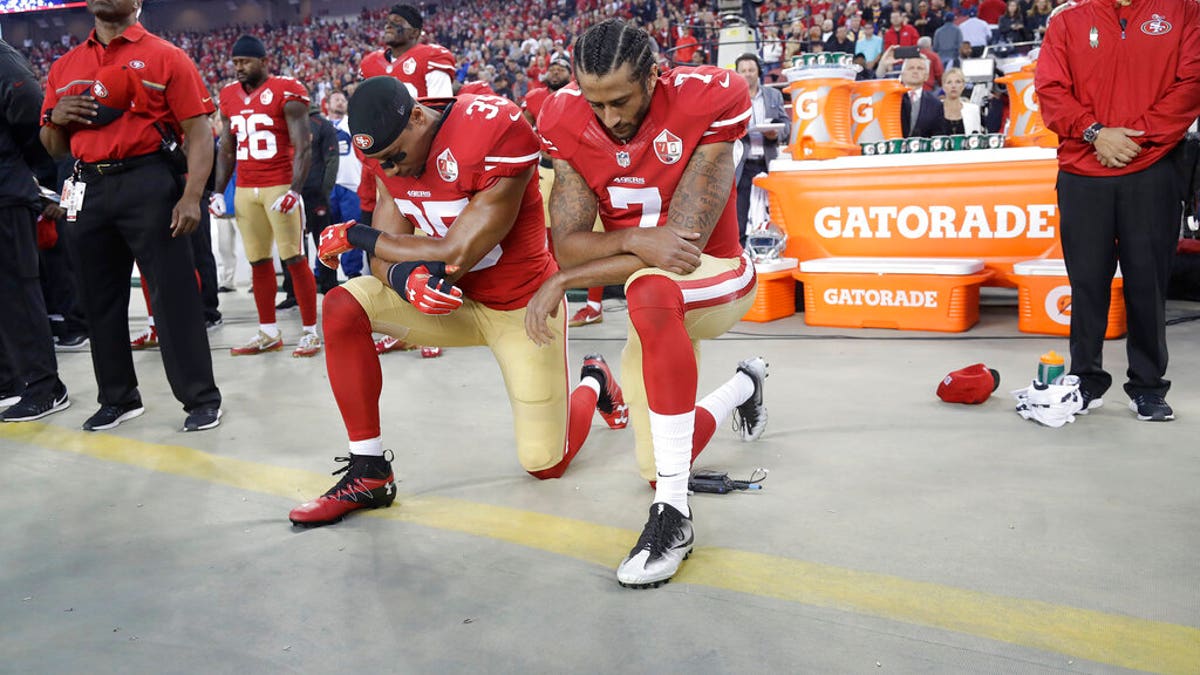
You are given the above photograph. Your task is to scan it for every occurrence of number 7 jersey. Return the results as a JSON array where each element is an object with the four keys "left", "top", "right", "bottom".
[
  {"left": 537, "top": 66, "right": 752, "bottom": 260},
  {"left": 219, "top": 76, "right": 311, "bottom": 188}
]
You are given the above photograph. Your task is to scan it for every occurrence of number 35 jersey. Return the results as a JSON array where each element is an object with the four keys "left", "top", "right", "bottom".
[
  {"left": 537, "top": 66, "right": 752, "bottom": 260},
  {"left": 367, "top": 95, "right": 555, "bottom": 311},
  {"left": 219, "top": 76, "right": 310, "bottom": 188}
]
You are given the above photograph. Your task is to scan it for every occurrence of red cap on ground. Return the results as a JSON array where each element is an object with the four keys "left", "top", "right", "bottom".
[{"left": 937, "top": 363, "right": 1001, "bottom": 404}]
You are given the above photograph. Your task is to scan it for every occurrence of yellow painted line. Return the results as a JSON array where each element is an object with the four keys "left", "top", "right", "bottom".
[{"left": 4, "top": 422, "right": 1198, "bottom": 674}]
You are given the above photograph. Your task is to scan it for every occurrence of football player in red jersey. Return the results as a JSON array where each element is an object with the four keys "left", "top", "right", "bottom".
[
  {"left": 287, "top": 77, "right": 628, "bottom": 527},
  {"left": 525, "top": 56, "right": 608, "bottom": 328},
  {"left": 358, "top": 3, "right": 456, "bottom": 356},
  {"left": 213, "top": 35, "right": 322, "bottom": 358},
  {"left": 528, "top": 20, "right": 770, "bottom": 589}
]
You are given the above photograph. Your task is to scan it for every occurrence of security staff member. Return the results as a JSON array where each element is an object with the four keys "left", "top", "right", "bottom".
[
  {"left": 39, "top": 0, "right": 223, "bottom": 432},
  {"left": 1036, "top": 0, "right": 1200, "bottom": 422},
  {"left": 0, "top": 38, "right": 70, "bottom": 423}
]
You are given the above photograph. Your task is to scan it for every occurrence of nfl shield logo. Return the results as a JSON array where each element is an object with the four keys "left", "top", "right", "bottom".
[
  {"left": 437, "top": 148, "right": 459, "bottom": 182},
  {"left": 653, "top": 130, "right": 683, "bottom": 165},
  {"left": 616, "top": 151, "right": 630, "bottom": 168}
]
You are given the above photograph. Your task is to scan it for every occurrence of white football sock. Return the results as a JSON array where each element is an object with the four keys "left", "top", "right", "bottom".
[
  {"left": 578, "top": 377, "right": 600, "bottom": 396},
  {"left": 587, "top": 300, "right": 601, "bottom": 311},
  {"left": 349, "top": 436, "right": 384, "bottom": 456},
  {"left": 260, "top": 323, "right": 280, "bottom": 338},
  {"left": 650, "top": 409, "right": 694, "bottom": 517},
  {"left": 696, "top": 371, "right": 755, "bottom": 426},
  {"left": 303, "top": 324, "right": 317, "bottom": 335}
]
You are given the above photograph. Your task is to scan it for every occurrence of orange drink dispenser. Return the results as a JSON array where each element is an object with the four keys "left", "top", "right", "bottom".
[{"left": 997, "top": 63, "right": 1058, "bottom": 148}]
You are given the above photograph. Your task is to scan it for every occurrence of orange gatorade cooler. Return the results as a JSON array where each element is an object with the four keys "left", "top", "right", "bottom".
[
  {"left": 849, "top": 79, "right": 906, "bottom": 145},
  {"left": 998, "top": 64, "right": 1058, "bottom": 148},
  {"left": 794, "top": 257, "right": 991, "bottom": 332},
  {"left": 1012, "top": 259, "right": 1126, "bottom": 338},
  {"left": 784, "top": 74, "right": 858, "bottom": 159},
  {"left": 743, "top": 262, "right": 799, "bottom": 323}
]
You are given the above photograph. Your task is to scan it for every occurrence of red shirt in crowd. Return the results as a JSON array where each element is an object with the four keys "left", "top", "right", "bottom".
[
  {"left": 1035, "top": 0, "right": 1200, "bottom": 176},
  {"left": 977, "top": 0, "right": 1008, "bottom": 24},
  {"left": 40, "top": 22, "right": 214, "bottom": 163},
  {"left": 883, "top": 23, "right": 920, "bottom": 47}
]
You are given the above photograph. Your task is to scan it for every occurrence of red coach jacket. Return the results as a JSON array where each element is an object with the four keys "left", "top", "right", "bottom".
[{"left": 1035, "top": 0, "right": 1200, "bottom": 176}]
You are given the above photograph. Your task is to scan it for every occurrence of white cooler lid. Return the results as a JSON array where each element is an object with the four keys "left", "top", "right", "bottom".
[
  {"left": 1012, "top": 258, "right": 1123, "bottom": 277},
  {"left": 798, "top": 256, "right": 986, "bottom": 275}
]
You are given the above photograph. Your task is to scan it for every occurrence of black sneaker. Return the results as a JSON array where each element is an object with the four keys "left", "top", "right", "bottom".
[
  {"left": 616, "top": 502, "right": 695, "bottom": 588},
  {"left": 1, "top": 384, "right": 70, "bottom": 422},
  {"left": 1129, "top": 394, "right": 1174, "bottom": 422},
  {"left": 276, "top": 297, "right": 298, "bottom": 311},
  {"left": 206, "top": 317, "right": 223, "bottom": 331},
  {"left": 288, "top": 452, "right": 397, "bottom": 526},
  {"left": 183, "top": 407, "right": 222, "bottom": 432},
  {"left": 82, "top": 400, "right": 145, "bottom": 431},
  {"left": 55, "top": 334, "right": 90, "bottom": 351},
  {"left": 1077, "top": 388, "right": 1104, "bottom": 415},
  {"left": 0, "top": 391, "right": 20, "bottom": 408},
  {"left": 732, "top": 357, "right": 769, "bottom": 441},
  {"left": 218, "top": 285, "right": 236, "bottom": 293}
]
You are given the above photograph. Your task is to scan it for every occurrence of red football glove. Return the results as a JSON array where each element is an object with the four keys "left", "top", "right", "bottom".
[
  {"left": 271, "top": 189, "right": 302, "bottom": 214},
  {"left": 318, "top": 220, "right": 357, "bottom": 270},
  {"left": 389, "top": 261, "right": 464, "bottom": 315}
]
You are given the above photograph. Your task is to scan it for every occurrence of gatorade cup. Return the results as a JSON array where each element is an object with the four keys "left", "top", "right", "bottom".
[{"left": 1037, "top": 350, "right": 1066, "bottom": 384}]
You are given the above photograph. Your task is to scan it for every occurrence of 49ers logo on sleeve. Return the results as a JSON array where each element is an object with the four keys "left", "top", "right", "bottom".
[
  {"left": 436, "top": 148, "right": 459, "bottom": 182},
  {"left": 653, "top": 129, "right": 683, "bottom": 165},
  {"left": 402, "top": 58, "right": 417, "bottom": 75},
  {"left": 352, "top": 134, "right": 373, "bottom": 150},
  {"left": 260, "top": 89, "right": 274, "bottom": 106},
  {"left": 1141, "top": 14, "right": 1172, "bottom": 35}
]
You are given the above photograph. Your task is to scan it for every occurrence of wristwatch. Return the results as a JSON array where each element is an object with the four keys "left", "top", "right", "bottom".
[{"left": 1083, "top": 122, "right": 1104, "bottom": 144}]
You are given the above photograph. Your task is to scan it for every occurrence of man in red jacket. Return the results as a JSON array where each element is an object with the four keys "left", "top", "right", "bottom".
[{"left": 1035, "top": 0, "right": 1200, "bottom": 422}]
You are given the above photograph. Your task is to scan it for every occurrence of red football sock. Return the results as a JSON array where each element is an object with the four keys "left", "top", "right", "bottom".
[
  {"left": 586, "top": 286, "right": 603, "bottom": 305},
  {"left": 250, "top": 261, "right": 278, "bottom": 324},
  {"left": 323, "top": 288, "right": 382, "bottom": 441},
  {"left": 529, "top": 383, "right": 599, "bottom": 480},
  {"left": 627, "top": 275, "right": 695, "bottom": 414},
  {"left": 691, "top": 406, "right": 717, "bottom": 463},
  {"left": 287, "top": 258, "right": 319, "bottom": 326}
]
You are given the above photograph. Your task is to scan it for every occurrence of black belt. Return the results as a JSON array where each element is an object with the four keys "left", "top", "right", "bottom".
[{"left": 77, "top": 152, "right": 163, "bottom": 179}]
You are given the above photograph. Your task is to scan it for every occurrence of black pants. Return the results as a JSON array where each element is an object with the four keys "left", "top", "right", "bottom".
[
  {"left": 40, "top": 215, "right": 88, "bottom": 340},
  {"left": 70, "top": 161, "right": 220, "bottom": 412},
  {"left": 0, "top": 205, "right": 62, "bottom": 399},
  {"left": 1057, "top": 151, "right": 1183, "bottom": 399},
  {"left": 190, "top": 203, "right": 221, "bottom": 323},
  {"left": 736, "top": 157, "right": 769, "bottom": 246}
]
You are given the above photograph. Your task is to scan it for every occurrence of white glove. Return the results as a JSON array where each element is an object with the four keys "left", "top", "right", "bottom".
[
  {"left": 208, "top": 193, "right": 226, "bottom": 217},
  {"left": 271, "top": 189, "right": 303, "bottom": 214}
]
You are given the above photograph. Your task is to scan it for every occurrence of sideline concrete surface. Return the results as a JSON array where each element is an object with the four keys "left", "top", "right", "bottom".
[{"left": 1, "top": 291, "right": 1197, "bottom": 673}]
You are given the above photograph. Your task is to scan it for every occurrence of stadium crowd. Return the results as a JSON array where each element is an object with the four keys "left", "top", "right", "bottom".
[{"left": 18, "top": 0, "right": 1060, "bottom": 106}]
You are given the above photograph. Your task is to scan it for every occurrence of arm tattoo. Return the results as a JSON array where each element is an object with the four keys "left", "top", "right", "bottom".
[
  {"left": 549, "top": 159, "right": 599, "bottom": 243},
  {"left": 667, "top": 144, "right": 735, "bottom": 239}
]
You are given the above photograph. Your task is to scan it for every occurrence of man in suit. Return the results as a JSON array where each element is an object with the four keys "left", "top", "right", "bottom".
[
  {"left": 900, "top": 57, "right": 944, "bottom": 138},
  {"left": 734, "top": 53, "right": 791, "bottom": 244}
]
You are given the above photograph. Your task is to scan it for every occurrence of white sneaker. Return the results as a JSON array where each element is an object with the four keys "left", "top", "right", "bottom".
[
  {"left": 230, "top": 330, "right": 283, "bottom": 356},
  {"left": 292, "top": 332, "right": 323, "bottom": 358},
  {"left": 616, "top": 503, "right": 694, "bottom": 588},
  {"left": 732, "top": 357, "right": 768, "bottom": 441}
]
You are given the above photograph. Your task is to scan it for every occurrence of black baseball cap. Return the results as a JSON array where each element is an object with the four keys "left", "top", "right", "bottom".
[{"left": 348, "top": 76, "right": 414, "bottom": 155}]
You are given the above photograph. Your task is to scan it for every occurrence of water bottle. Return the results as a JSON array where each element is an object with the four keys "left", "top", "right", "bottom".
[{"left": 1037, "top": 350, "right": 1065, "bottom": 384}]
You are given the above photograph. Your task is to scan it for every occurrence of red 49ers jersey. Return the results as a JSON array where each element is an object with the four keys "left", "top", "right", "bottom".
[
  {"left": 537, "top": 66, "right": 751, "bottom": 259},
  {"left": 219, "top": 76, "right": 310, "bottom": 188},
  {"left": 359, "top": 43, "right": 456, "bottom": 98},
  {"left": 366, "top": 95, "right": 553, "bottom": 311}
]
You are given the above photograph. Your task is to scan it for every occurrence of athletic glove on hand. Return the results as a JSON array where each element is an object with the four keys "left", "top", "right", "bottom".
[
  {"left": 208, "top": 193, "right": 227, "bottom": 217},
  {"left": 271, "top": 189, "right": 302, "bottom": 214},
  {"left": 389, "top": 260, "right": 464, "bottom": 315},
  {"left": 318, "top": 220, "right": 356, "bottom": 270}
]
